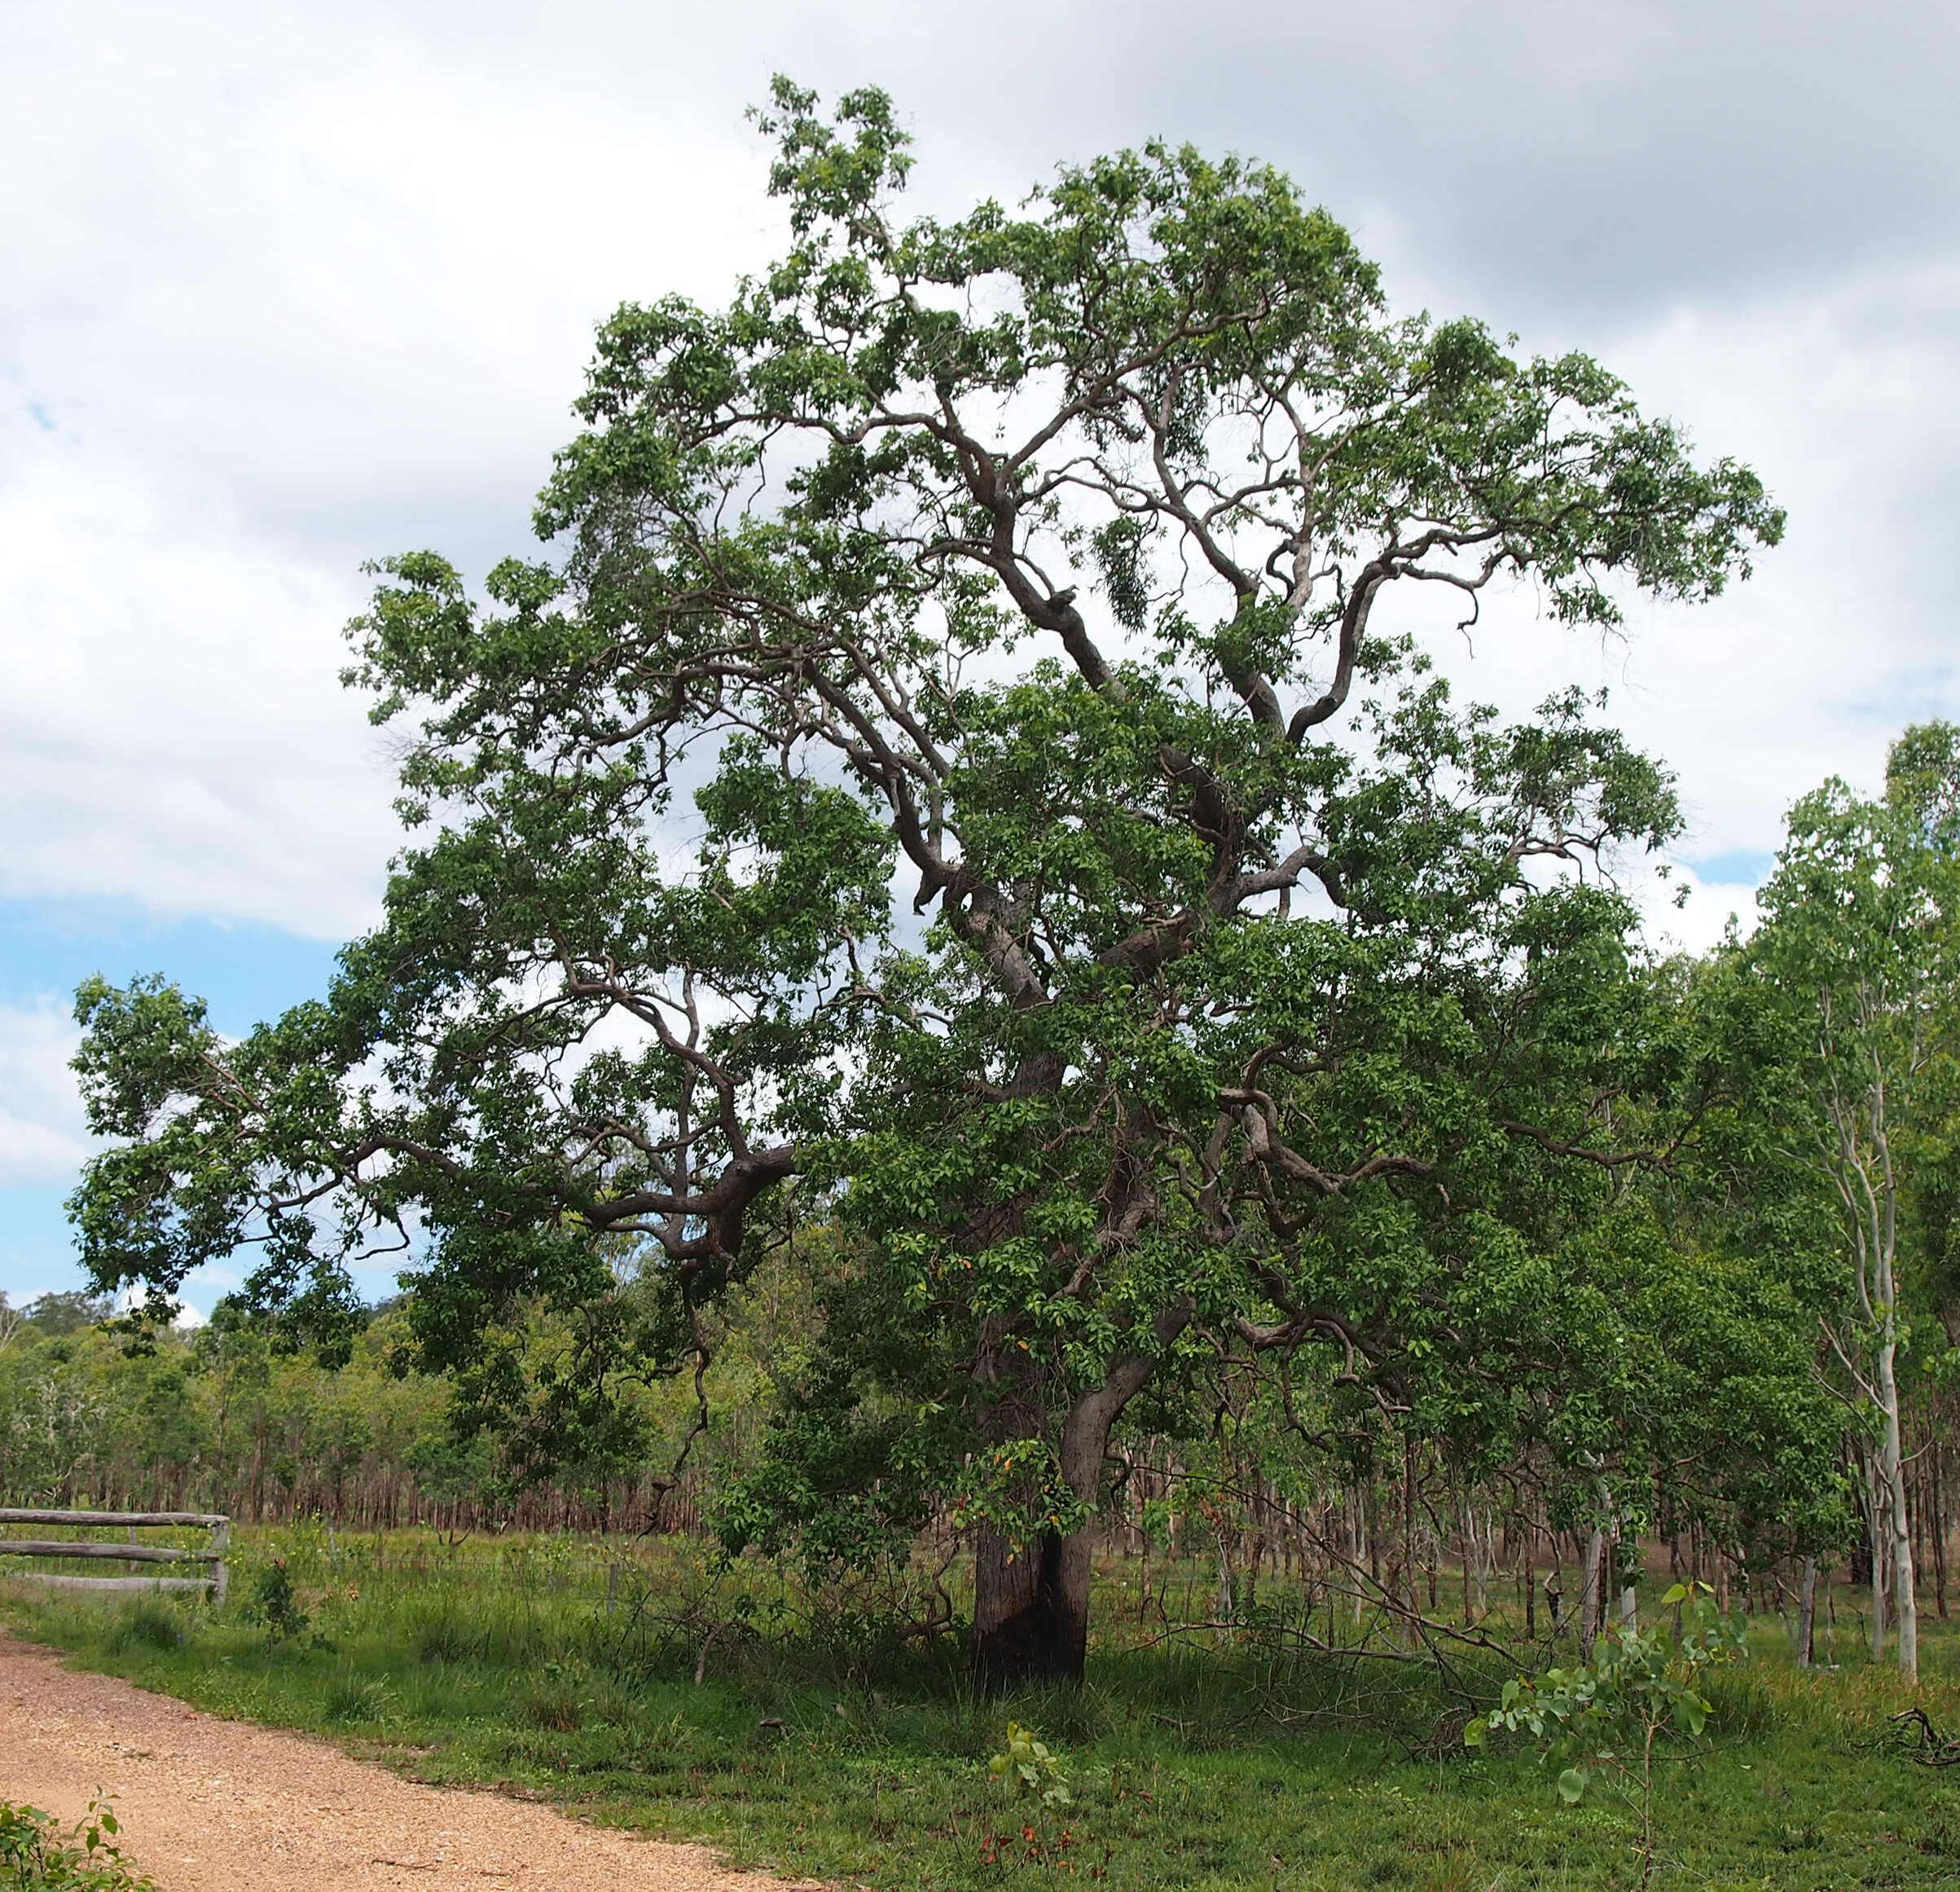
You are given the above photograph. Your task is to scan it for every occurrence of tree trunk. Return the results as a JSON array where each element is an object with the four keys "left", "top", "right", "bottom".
[
  {"left": 1934, "top": 1438, "right": 1949, "bottom": 1620},
  {"left": 1580, "top": 1525, "right": 1605, "bottom": 1658},
  {"left": 972, "top": 1522, "right": 1089, "bottom": 1686},
  {"left": 1860, "top": 1440, "right": 1888, "bottom": 1661},
  {"left": 969, "top": 1350, "right": 1159, "bottom": 1687},
  {"left": 1212, "top": 1509, "right": 1240, "bottom": 1622},
  {"left": 1876, "top": 1328, "right": 1918, "bottom": 1681},
  {"left": 1795, "top": 1555, "right": 1817, "bottom": 1667}
]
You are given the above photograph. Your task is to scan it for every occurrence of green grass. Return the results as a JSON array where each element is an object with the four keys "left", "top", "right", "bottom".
[{"left": 9, "top": 1529, "right": 1960, "bottom": 1890}]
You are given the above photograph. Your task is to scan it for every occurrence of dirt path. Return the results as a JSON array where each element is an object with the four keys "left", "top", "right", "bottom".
[{"left": 0, "top": 1632, "right": 823, "bottom": 1892}]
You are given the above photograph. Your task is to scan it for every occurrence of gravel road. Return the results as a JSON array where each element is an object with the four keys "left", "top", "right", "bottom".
[{"left": 0, "top": 1631, "right": 823, "bottom": 1891}]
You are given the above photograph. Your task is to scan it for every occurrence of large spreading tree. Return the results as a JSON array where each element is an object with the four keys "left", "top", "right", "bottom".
[{"left": 72, "top": 83, "right": 1786, "bottom": 1682}]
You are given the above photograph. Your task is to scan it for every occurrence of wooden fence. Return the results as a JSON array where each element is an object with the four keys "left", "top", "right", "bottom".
[{"left": 0, "top": 1509, "right": 229, "bottom": 1603}]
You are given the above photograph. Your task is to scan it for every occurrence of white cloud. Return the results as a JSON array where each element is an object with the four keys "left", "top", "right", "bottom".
[
  {"left": 0, "top": 431, "right": 398, "bottom": 937},
  {"left": 116, "top": 1282, "right": 213, "bottom": 1328},
  {"left": 1, "top": 7, "right": 775, "bottom": 939},
  {"left": 1597, "top": 264, "right": 1960, "bottom": 851},
  {"left": 1, "top": 0, "right": 1955, "bottom": 950},
  {"left": 0, "top": 0, "right": 1954, "bottom": 1313},
  {"left": 1341, "top": 255, "right": 1960, "bottom": 887},
  {"left": 1636, "top": 866, "right": 1762, "bottom": 960},
  {"left": 0, "top": 1001, "right": 90, "bottom": 1186}
]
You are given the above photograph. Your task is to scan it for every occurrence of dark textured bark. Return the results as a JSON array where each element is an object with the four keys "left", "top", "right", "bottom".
[
  {"left": 971, "top": 1522, "right": 1092, "bottom": 1686},
  {"left": 969, "top": 1349, "right": 1163, "bottom": 1686}
]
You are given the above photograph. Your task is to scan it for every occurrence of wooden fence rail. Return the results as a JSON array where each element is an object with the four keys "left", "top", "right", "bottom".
[{"left": 0, "top": 1507, "right": 229, "bottom": 1603}]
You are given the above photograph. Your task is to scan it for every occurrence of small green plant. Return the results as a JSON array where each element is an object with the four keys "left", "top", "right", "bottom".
[
  {"left": 1466, "top": 1581, "right": 1746, "bottom": 1889},
  {"left": 988, "top": 1720, "right": 1073, "bottom": 1808},
  {"left": 242, "top": 1559, "right": 310, "bottom": 1648},
  {"left": 0, "top": 1794, "right": 156, "bottom": 1890}
]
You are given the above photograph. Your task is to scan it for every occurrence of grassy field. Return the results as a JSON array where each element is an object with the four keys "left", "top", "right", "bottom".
[{"left": 7, "top": 1526, "right": 1960, "bottom": 1890}]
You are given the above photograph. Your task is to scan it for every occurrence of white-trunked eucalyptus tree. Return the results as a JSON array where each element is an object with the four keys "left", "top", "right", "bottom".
[
  {"left": 1742, "top": 724, "right": 1960, "bottom": 1683},
  {"left": 71, "top": 82, "right": 1784, "bottom": 1683}
]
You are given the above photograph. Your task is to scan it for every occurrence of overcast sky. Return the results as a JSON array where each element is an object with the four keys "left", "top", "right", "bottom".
[{"left": 4, "top": 0, "right": 1956, "bottom": 1310}]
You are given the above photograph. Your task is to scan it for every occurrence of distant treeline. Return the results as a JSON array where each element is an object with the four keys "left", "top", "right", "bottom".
[
  {"left": 0, "top": 1291, "right": 727, "bottom": 1533},
  {"left": 7, "top": 1283, "right": 1956, "bottom": 1652}
]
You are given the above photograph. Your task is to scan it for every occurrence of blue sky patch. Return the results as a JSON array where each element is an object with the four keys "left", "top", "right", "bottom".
[
  {"left": 0, "top": 899, "right": 342, "bottom": 1034},
  {"left": 0, "top": 900, "right": 344, "bottom": 1309},
  {"left": 1682, "top": 848, "right": 1775, "bottom": 887}
]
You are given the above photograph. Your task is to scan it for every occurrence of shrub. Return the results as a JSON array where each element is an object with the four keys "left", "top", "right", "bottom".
[
  {"left": 1467, "top": 1582, "right": 1747, "bottom": 1891},
  {"left": 987, "top": 1721, "right": 1072, "bottom": 1809},
  {"left": 241, "top": 1560, "right": 309, "bottom": 1649},
  {"left": 0, "top": 1796, "right": 156, "bottom": 1890}
]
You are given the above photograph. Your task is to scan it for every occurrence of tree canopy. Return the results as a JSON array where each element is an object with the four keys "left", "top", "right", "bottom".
[{"left": 69, "top": 81, "right": 1800, "bottom": 1682}]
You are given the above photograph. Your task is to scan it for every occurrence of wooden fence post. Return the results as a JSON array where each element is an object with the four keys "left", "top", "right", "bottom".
[{"left": 0, "top": 1508, "right": 231, "bottom": 1601}]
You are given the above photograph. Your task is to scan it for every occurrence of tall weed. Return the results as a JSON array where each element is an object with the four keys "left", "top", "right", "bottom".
[{"left": 103, "top": 1601, "right": 183, "bottom": 1656}]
